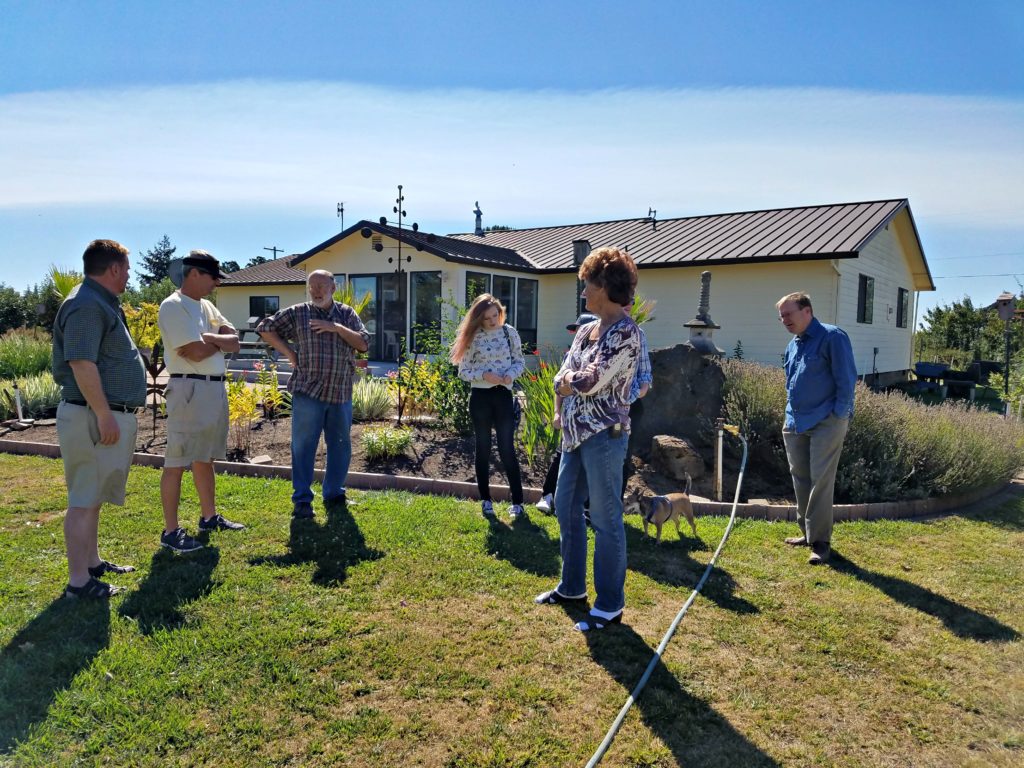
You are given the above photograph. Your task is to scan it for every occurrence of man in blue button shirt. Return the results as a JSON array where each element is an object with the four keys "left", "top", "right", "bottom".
[{"left": 776, "top": 292, "right": 857, "bottom": 564}]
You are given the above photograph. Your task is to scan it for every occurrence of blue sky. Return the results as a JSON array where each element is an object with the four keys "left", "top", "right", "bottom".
[{"left": 1, "top": 0, "right": 1022, "bottom": 319}]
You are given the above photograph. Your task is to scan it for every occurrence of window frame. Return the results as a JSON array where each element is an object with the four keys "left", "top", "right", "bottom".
[
  {"left": 857, "top": 274, "right": 875, "bottom": 324},
  {"left": 896, "top": 287, "right": 909, "bottom": 329}
]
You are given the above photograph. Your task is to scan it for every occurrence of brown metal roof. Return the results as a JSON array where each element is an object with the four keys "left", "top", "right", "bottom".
[
  {"left": 218, "top": 256, "right": 307, "bottom": 285},
  {"left": 451, "top": 199, "right": 912, "bottom": 271}
]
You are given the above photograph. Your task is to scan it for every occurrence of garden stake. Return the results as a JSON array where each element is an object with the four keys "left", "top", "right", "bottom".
[{"left": 585, "top": 424, "right": 748, "bottom": 768}]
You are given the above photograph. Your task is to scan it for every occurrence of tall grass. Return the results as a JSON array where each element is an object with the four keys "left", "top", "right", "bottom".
[
  {"left": 361, "top": 426, "right": 413, "bottom": 461},
  {"left": 0, "top": 372, "right": 62, "bottom": 419},
  {"left": 0, "top": 328, "right": 52, "bottom": 379},
  {"left": 721, "top": 360, "right": 1024, "bottom": 502},
  {"left": 352, "top": 376, "right": 393, "bottom": 421}
]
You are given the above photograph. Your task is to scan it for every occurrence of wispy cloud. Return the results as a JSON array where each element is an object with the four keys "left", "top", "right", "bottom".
[{"left": 1, "top": 81, "right": 1022, "bottom": 230}]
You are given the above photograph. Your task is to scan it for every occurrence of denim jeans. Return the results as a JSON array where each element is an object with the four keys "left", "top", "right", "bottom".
[
  {"left": 290, "top": 392, "right": 353, "bottom": 505},
  {"left": 554, "top": 427, "right": 629, "bottom": 614},
  {"left": 469, "top": 386, "right": 523, "bottom": 504}
]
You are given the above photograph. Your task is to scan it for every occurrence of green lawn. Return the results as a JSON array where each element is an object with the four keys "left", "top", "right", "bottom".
[{"left": 1, "top": 454, "right": 1022, "bottom": 767}]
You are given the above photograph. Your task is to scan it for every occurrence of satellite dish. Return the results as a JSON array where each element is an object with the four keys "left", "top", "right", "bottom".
[
  {"left": 360, "top": 227, "right": 372, "bottom": 239},
  {"left": 374, "top": 243, "right": 384, "bottom": 252}
]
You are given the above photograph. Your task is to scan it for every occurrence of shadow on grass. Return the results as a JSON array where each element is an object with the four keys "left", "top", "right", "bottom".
[
  {"left": 119, "top": 547, "right": 220, "bottom": 635},
  {"left": 0, "top": 598, "right": 110, "bottom": 754},
  {"left": 962, "top": 485, "right": 1024, "bottom": 531},
  {"left": 250, "top": 500, "right": 383, "bottom": 586},
  {"left": 583, "top": 621, "right": 779, "bottom": 767},
  {"left": 485, "top": 513, "right": 560, "bottom": 578},
  {"left": 829, "top": 552, "right": 1020, "bottom": 642},
  {"left": 625, "top": 525, "right": 758, "bottom": 615}
]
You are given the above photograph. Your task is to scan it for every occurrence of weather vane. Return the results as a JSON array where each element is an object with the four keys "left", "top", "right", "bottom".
[{"left": 361, "top": 184, "right": 433, "bottom": 274}]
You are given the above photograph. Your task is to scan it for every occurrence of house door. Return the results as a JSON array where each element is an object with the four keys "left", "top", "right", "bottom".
[{"left": 350, "top": 273, "right": 407, "bottom": 362}]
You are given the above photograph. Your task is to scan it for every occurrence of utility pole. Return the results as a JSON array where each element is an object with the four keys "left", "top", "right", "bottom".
[{"left": 263, "top": 246, "right": 283, "bottom": 259}]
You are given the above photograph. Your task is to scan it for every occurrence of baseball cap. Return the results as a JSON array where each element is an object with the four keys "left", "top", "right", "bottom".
[{"left": 567, "top": 312, "right": 598, "bottom": 332}]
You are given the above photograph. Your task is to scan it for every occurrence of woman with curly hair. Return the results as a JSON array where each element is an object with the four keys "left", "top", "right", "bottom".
[
  {"left": 450, "top": 293, "right": 526, "bottom": 520},
  {"left": 534, "top": 247, "right": 641, "bottom": 631}
]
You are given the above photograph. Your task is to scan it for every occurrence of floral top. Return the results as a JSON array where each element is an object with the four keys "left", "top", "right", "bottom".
[
  {"left": 457, "top": 324, "right": 526, "bottom": 390},
  {"left": 555, "top": 316, "right": 641, "bottom": 451}
]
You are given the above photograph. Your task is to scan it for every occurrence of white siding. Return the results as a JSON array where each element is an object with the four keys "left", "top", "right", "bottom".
[
  {"left": 216, "top": 284, "right": 307, "bottom": 333},
  {"left": 835, "top": 224, "right": 916, "bottom": 377}
]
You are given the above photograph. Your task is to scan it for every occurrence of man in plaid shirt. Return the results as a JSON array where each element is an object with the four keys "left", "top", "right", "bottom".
[{"left": 257, "top": 270, "right": 370, "bottom": 518}]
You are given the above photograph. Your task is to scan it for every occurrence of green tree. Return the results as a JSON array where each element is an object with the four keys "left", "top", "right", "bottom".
[
  {"left": 137, "top": 235, "right": 176, "bottom": 286},
  {"left": 245, "top": 254, "right": 269, "bottom": 268},
  {"left": 122, "top": 277, "right": 176, "bottom": 308},
  {"left": 0, "top": 284, "right": 32, "bottom": 333},
  {"left": 221, "top": 260, "right": 241, "bottom": 273}
]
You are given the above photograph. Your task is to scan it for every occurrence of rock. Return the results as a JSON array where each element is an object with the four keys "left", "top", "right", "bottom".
[
  {"left": 650, "top": 434, "right": 706, "bottom": 481},
  {"left": 7, "top": 421, "right": 32, "bottom": 431},
  {"left": 35, "top": 418, "right": 57, "bottom": 426},
  {"left": 250, "top": 454, "right": 274, "bottom": 465}
]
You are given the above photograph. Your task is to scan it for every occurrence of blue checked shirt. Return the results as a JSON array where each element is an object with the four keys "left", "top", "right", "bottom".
[
  {"left": 783, "top": 317, "right": 857, "bottom": 433},
  {"left": 629, "top": 327, "right": 652, "bottom": 403}
]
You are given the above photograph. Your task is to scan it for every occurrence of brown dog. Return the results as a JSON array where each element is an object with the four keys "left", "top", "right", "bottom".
[{"left": 624, "top": 475, "right": 698, "bottom": 542}]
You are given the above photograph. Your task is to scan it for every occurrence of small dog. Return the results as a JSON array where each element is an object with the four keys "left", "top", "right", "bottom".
[{"left": 624, "top": 475, "right": 698, "bottom": 542}]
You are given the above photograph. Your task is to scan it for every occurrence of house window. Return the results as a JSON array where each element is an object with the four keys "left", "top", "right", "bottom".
[
  {"left": 466, "top": 272, "right": 491, "bottom": 305},
  {"left": 493, "top": 275, "right": 515, "bottom": 325},
  {"left": 410, "top": 271, "right": 441, "bottom": 354},
  {"left": 516, "top": 278, "right": 538, "bottom": 351},
  {"left": 333, "top": 273, "right": 346, "bottom": 290},
  {"left": 857, "top": 275, "right": 874, "bottom": 324},
  {"left": 897, "top": 287, "right": 909, "bottom": 329},
  {"left": 249, "top": 296, "right": 279, "bottom": 320}
]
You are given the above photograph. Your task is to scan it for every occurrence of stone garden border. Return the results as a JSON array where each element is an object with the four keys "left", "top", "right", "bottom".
[{"left": 1, "top": 438, "right": 1016, "bottom": 520}]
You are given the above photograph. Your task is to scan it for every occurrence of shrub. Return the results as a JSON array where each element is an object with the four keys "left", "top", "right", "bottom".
[
  {"left": 361, "top": 426, "right": 413, "bottom": 462},
  {"left": 253, "top": 362, "right": 290, "bottom": 419},
  {"left": 518, "top": 352, "right": 560, "bottom": 468},
  {"left": 721, "top": 359, "right": 1024, "bottom": 502},
  {"left": 0, "top": 372, "right": 62, "bottom": 419},
  {"left": 352, "top": 376, "right": 393, "bottom": 421},
  {"left": 0, "top": 328, "right": 52, "bottom": 379},
  {"left": 389, "top": 358, "right": 438, "bottom": 420},
  {"left": 122, "top": 303, "right": 162, "bottom": 351},
  {"left": 406, "top": 313, "right": 472, "bottom": 436},
  {"left": 226, "top": 377, "right": 259, "bottom": 457}
]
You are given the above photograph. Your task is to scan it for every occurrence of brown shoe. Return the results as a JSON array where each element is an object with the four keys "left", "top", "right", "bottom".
[
  {"left": 784, "top": 535, "right": 808, "bottom": 546},
  {"left": 808, "top": 542, "right": 831, "bottom": 565}
]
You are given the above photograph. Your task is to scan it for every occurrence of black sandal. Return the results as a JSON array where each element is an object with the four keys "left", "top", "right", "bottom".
[
  {"left": 88, "top": 560, "right": 136, "bottom": 578},
  {"left": 534, "top": 589, "right": 587, "bottom": 605},
  {"left": 573, "top": 612, "right": 623, "bottom": 632},
  {"left": 65, "top": 577, "right": 122, "bottom": 599}
]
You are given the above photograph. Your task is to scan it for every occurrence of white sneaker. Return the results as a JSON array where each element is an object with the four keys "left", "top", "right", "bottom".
[
  {"left": 535, "top": 494, "right": 553, "bottom": 513},
  {"left": 509, "top": 504, "right": 525, "bottom": 520},
  {"left": 481, "top": 500, "right": 495, "bottom": 517}
]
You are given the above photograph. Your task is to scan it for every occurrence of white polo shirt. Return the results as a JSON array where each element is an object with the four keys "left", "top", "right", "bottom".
[{"left": 158, "top": 291, "right": 234, "bottom": 375}]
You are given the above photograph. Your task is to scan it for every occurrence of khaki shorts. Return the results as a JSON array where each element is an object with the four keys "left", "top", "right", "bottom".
[
  {"left": 164, "top": 378, "right": 229, "bottom": 468},
  {"left": 56, "top": 400, "right": 138, "bottom": 508}
]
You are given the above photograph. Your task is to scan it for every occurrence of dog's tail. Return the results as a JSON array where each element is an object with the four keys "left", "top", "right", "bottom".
[{"left": 684, "top": 472, "right": 692, "bottom": 496}]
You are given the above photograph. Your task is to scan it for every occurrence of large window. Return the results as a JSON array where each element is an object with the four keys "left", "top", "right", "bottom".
[
  {"left": 857, "top": 275, "right": 874, "bottom": 324},
  {"left": 493, "top": 275, "right": 515, "bottom": 324},
  {"left": 896, "top": 287, "right": 909, "bottom": 329},
  {"left": 249, "top": 296, "right": 279, "bottom": 320},
  {"left": 410, "top": 271, "right": 441, "bottom": 353},
  {"left": 516, "top": 278, "right": 538, "bottom": 351},
  {"left": 466, "top": 272, "right": 491, "bottom": 305}
]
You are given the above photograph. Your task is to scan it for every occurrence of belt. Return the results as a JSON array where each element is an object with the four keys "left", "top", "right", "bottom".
[
  {"left": 169, "top": 373, "right": 226, "bottom": 382},
  {"left": 63, "top": 399, "right": 138, "bottom": 413}
]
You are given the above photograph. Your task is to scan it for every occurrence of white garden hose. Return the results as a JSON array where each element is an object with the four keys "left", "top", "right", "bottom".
[{"left": 586, "top": 425, "right": 748, "bottom": 767}]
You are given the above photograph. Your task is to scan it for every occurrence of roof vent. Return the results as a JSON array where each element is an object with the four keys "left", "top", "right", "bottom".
[
  {"left": 474, "top": 201, "right": 483, "bottom": 236},
  {"left": 647, "top": 207, "right": 657, "bottom": 231},
  {"left": 572, "top": 239, "right": 591, "bottom": 267}
]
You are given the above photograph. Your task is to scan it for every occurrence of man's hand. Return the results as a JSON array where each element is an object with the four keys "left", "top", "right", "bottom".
[
  {"left": 96, "top": 410, "right": 120, "bottom": 445},
  {"left": 284, "top": 349, "right": 298, "bottom": 368},
  {"left": 310, "top": 319, "right": 337, "bottom": 335},
  {"left": 201, "top": 332, "right": 221, "bottom": 348}
]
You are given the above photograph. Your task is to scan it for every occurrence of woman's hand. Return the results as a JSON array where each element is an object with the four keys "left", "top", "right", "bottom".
[
  {"left": 502, "top": 374, "right": 513, "bottom": 386},
  {"left": 553, "top": 412, "right": 562, "bottom": 430},
  {"left": 482, "top": 372, "right": 502, "bottom": 385}
]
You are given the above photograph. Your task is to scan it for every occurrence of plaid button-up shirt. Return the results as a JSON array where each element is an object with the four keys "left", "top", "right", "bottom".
[{"left": 256, "top": 301, "right": 369, "bottom": 404}]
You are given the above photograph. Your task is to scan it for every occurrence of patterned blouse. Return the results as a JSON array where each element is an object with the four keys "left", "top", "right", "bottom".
[
  {"left": 456, "top": 324, "right": 526, "bottom": 390},
  {"left": 555, "top": 316, "right": 641, "bottom": 451}
]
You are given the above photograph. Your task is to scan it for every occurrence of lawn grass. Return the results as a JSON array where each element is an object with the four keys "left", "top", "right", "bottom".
[{"left": 1, "top": 453, "right": 1022, "bottom": 767}]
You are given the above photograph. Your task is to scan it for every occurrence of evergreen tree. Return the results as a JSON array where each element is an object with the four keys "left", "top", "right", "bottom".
[
  {"left": 245, "top": 254, "right": 269, "bottom": 268},
  {"left": 221, "top": 260, "right": 241, "bottom": 273},
  {"left": 732, "top": 339, "right": 744, "bottom": 360},
  {"left": 137, "top": 235, "right": 176, "bottom": 286}
]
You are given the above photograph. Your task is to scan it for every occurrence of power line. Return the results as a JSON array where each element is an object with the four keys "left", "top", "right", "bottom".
[
  {"left": 933, "top": 273, "right": 1021, "bottom": 279},
  {"left": 928, "top": 251, "right": 1024, "bottom": 261}
]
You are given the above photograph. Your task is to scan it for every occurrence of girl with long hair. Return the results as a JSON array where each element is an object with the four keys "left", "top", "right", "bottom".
[{"left": 450, "top": 293, "right": 526, "bottom": 519}]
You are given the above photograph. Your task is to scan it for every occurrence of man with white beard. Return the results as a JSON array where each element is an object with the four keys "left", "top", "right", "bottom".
[{"left": 258, "top": 270, "right": 370, "bottom": 518}]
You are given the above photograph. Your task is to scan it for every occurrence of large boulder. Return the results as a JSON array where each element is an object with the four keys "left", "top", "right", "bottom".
[
  {"left": 630, "top": 344, "right": 724, "bottom": 457},
  {"left": 650, "top": 435, "right": 706, "bottom": 481}
]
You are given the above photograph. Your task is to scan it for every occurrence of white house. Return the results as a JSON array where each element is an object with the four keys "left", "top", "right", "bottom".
[{"left": 216, "top": 198, "right": 934, "bottom": 382}]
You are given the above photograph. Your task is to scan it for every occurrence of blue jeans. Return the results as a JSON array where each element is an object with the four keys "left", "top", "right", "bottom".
[
  {"left": 554, "top": 427, "right": 629, "bottom": 614},
  {"left": 291, "top": 392, "right": 353, "bottom": 505}
]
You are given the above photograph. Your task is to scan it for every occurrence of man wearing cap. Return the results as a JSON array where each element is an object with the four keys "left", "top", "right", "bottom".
[
  {"left": 53, "top": 239, "right": 148, "bottom": 598},
  {"left": 157, "top": 250, "right": 244, "bottom": 552},
  {"left": 257, "top": 269, "right": 369, "bottom": 518}
]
